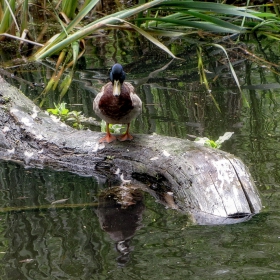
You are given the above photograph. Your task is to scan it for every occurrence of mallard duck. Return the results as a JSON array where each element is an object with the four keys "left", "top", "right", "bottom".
[{"left": 93, "top": 63, "right": 142, "bottom": 143}]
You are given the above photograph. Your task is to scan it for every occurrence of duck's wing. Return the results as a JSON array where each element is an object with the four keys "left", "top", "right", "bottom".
[
  {"left": 124, "top": 82, "right": 142, "bottom": 119},
  {"left": 93, "top": 85, "right": 105, "bottom": 111}
]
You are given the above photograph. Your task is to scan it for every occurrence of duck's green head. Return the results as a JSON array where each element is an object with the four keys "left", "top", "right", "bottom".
[{"left": 110, "top": 63, "right": 126, "bottom": 96}]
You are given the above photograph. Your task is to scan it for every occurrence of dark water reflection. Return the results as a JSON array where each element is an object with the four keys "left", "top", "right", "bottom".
[
  {"left": 0, "top": 161, "right": 144, "bottom": 278},
  {"left": 0, "top": 161, "right": 280, "bottom": 279},
  {"left": 2, "top": 35, "right": 280, "bottom": 278}
]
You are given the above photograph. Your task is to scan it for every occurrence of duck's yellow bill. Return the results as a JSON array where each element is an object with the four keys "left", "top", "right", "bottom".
[{"left": 113, "top": 80, "right": 121, "bottom": 96}]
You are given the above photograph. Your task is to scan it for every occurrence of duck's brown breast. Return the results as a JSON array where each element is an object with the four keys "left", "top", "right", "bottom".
[{"left": 98, "top": 83, "right": 133, "bottom": 120}]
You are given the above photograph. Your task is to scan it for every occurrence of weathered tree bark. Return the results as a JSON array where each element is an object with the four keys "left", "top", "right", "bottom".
[{"left": 0, "top": 75, "right": 262, "bottom": 225}]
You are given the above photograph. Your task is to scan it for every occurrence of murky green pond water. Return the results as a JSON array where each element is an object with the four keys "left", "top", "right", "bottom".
[{"left": 1, "top": 34, "right": 280, "bottom": 279}]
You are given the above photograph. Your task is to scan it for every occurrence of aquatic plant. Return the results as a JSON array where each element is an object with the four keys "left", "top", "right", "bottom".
[
  {"left": 47, "top": 102, "right": 85, "bottom": 129},
  {"left": 195, "top": 132, "right": 234, "bottom": 149}
]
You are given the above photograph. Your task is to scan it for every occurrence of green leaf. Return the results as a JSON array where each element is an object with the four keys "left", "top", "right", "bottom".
[
  {"left": 47, "top": 108, "right": 59, "bottom": 115},
  {"left": 143, "top": 16, "right": 243, "bottom": 33},
  {"left": 33, "top": 0, "right": 167, "bottom": 60},
  {"left": 119, "top": 19, "right": 177, "bottom": 59},
  {"left": 206, "top": 140, "right": 218, "bottom": 148},
  {"left": 154, "top": 1, "right": 262, "bottom": 20},
  {"left": 60, "top": 108, "right": 69, "bottom": 115},
  {"left": 210, "top": 43, "right": 249, "bottom": 107}
]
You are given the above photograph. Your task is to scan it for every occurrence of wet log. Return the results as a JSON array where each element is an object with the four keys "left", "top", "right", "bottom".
[{"left": 0, "top": 76, "right": 262, "bottom": 224}]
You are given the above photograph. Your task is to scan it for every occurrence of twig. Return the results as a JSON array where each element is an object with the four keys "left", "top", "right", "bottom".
[{"left": 0, "top": 33, "right": 44, "bottom": 47}]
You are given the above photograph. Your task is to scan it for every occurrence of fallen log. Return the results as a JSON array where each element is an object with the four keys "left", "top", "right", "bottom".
[{"left": 0, "top": 75, "right": 262, "bottom": 224}]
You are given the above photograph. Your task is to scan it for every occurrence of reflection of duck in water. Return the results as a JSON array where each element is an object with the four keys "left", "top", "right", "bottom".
[
  {"left": 95, "top": 184, "right": 144, "bottom": 266},
  {"left": 93, "top": 63, "right": 142, "bottom": 143}
]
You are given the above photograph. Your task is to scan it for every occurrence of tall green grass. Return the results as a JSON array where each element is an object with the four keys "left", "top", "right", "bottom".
[{"left": 33, "top": 0, "right": 265, "bottom": 60}]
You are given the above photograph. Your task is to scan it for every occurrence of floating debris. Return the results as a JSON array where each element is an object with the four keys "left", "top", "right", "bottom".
[
  {"left": 51, "top": 198, "right": 69, "bottom": 205},
  {"left": 17, "top": 196, "right": 29, "bottom": 200},
  {"left": 19, "top": 258, "right": 34, "bottom": 263}
]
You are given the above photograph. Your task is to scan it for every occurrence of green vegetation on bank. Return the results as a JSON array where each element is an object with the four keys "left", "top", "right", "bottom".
[{"left": 0, "top": 0, "right": 279, "bottom": 101}]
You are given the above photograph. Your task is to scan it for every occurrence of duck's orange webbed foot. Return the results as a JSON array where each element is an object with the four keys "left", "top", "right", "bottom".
[
  {"left": 117, "top": 123, "right": 133, "bottom": 141},
  {"left": 99, "top": 133, "right": 116, "bottom": 143},
  {"left": 99, "top": 123, "right": 116, "bottom": 143},
  {"left": 118, "top": 133, "right": 133, "bottom": 141}
]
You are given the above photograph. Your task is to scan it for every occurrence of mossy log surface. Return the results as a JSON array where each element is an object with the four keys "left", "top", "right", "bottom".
[{"left": 0, "top": 76, "right": 262, "bottom": 225}]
